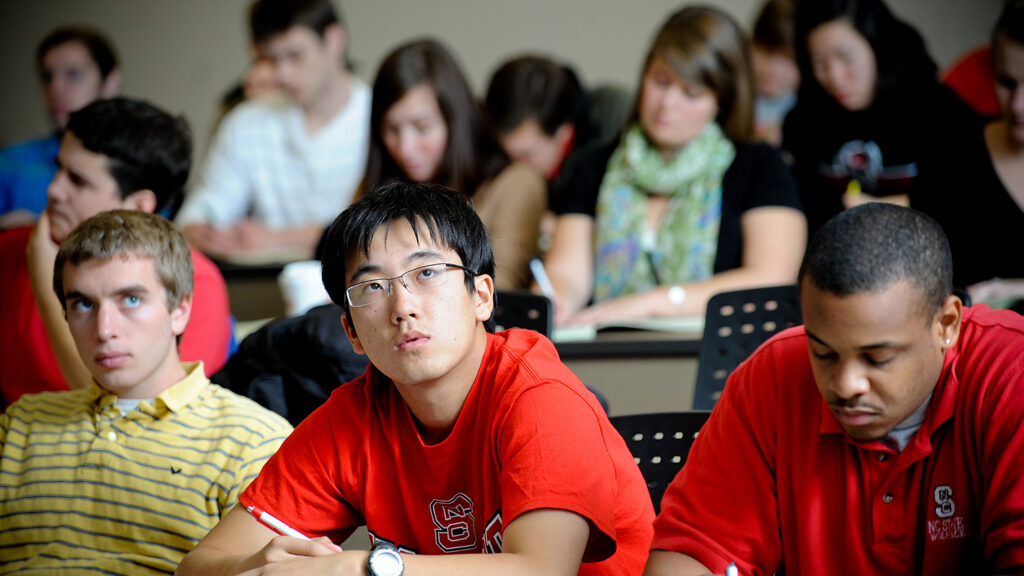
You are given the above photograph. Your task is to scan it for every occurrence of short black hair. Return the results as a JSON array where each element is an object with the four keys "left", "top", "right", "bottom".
[
  {"left": 249, "top": 0, "right": 341, "bottom": 44},
  {"left": 65, "top": 97, "right": 192, "bottom": 214},
  {"left": 485, "top": 55, "right": 584, "bottom": 136},
  {"left": 37, "top": 26, "right": 119, "bottom": 79},
  {"left": 321, "top": 181, "right": 496, "bottom": 330},
  {"left": 799, "top": 203, "right": 953, "bottom": 316}
]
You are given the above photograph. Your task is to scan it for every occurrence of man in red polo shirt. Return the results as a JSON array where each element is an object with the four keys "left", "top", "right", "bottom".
[{"left": 646, "top": 203, "right": 1024, "bottom": 575}]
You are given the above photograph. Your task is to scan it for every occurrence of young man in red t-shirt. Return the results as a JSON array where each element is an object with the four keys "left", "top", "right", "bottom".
[
  {"left": 645, "top": 203, "right": 1024, "bottom": 575},
  {"left": 178, "top": 182, "right": 654, "bottom": 576}
]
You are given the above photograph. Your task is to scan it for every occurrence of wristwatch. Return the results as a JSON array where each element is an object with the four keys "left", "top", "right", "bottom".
[
  {"left": 367, "top": 541, "right": 404, "bottom": 576},
  {"left": 667, "top": 284, "right": 687, "bottom": 307}
]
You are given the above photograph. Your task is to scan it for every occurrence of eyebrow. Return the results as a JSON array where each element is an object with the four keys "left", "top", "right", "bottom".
[
  {"left": 805, "top": 329, "right": 898, "bottom": 352},
  {"left": 349, "top": 249, "right": 447, "bottom": 283},
  {"left": 64, "top": 285, "right": 151, "bottom": 302}
]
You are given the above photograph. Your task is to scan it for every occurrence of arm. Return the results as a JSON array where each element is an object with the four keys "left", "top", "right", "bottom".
[
  {"left": 183, "top": 220, "right": 322, "bottom": 260},
  {"left": 178, "top": 506, "right": 590, "bottom": 576},
  {"left": 644, "top": 550, "right": 717, "bottom": 576},
  {"left": 478, "top": 163, "right": 547, "bottom": 290},
  {"left": 26, "top": 213, "right": 91, "bottom": 389},
  {"left": 567, "top": 206, "right": 806, "bottom": 324},
  {"left": 542, "top": 214, "right": 595, "bottom": 324}
]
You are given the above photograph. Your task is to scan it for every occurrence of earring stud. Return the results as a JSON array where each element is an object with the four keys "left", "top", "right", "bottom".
[{"left": 945, "top": 338, "right": 951, "bottom": 345}]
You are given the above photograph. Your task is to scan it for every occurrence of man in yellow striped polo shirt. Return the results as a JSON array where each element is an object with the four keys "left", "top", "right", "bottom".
[{"left": 0, "top": 210, "right": 292, "bottom": 575}]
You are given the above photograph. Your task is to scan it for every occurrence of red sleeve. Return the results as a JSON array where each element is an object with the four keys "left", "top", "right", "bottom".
[
  {"left": 651, "top": 341, "right": 786, "bottom": 575},
  {"left": 180, "top": 247, "right": 231, "bottom": 375},
  {"left": 239, "top": 380, "right": 366, "bottom": 544},
  {"left": 496, "top": 381, "right": 623, "bottom": 562}
]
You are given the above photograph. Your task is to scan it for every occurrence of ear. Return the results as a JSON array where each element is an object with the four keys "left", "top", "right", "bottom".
[
  {"left": 101, "top": 68, "right": 122, "bottom": 98},
  {"left": 121, "top": 189, "right": 158, "bottom": 213},
  {"left": 473, "top": 274, "right": 495, "bottom": 323},
  {"left": 324, "top": 23, "right": 346, "bottom": 61},
  {"left": 936, "top": 294, "right": 963, "bottom": 350},
  {"left": 553, "top": 122, "right": 575, "bottom": 147},
  {"left": 341, "top": 312, "right": 366, "bottom": 355},
  {"left": 170, "top": 292, "right": 193, "bottom": 338}
]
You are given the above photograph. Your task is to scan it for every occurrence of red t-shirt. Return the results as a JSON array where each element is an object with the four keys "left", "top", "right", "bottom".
[
  {"left": 0, "top": 226, "right": 232, "bottom": 406},
  {"left": 241, "top": 328, "right": 654, "bottom": 575},
  {"left": 653, "top": 305, "right": 1024, "bottom": 575},
  {"left": 943, "top": 46, "right": 1000, "bottom": 120}
]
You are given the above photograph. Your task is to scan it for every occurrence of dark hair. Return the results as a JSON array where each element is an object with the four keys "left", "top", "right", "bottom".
[
  {"left": 799, "top": 203, "right": 952, "bottom": 316},
  {"left": 994, "top": 0, "right": 1024, "bottom": 46},
  {"left": 753, "top": 0, "right": 798, "bottom": 55},
  {"left": 321, "top": 181, "right": 495, "bottom": 330},
  {"left": 360, "top": 38, "right": 508, "bottom": 199},
  {"left": 485, "top": 55, "right": 585, "bottom": 136},
  {"left": 249, "top": 0, "right": 341, "bottom": 43},
  {"left": 54, "top": 210, "right": 194, "bottom": 314},
  {"left": 635, "top": 5, "right": 755, "bottom": 144},
  {"left": 65, "top": 97, "right": 192, "bottom": 214},
  {"left": 795, "top": 0, "right": 937, "bottom": 103},
  {"left": 37, "top": 26, "right": 119, "bottom": 79}
]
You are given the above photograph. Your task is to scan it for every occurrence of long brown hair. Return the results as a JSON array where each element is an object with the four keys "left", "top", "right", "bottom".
[
  {"left": 636, "top": 5, "right": 755, "bottom": 145},
  {"left": 359, "top": 38, "right": 508, "bottom": 200}
]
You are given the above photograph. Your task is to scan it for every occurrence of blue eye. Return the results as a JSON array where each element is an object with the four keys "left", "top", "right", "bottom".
[
  {"left": 123, "top": 295, "right": 141, "bottom": 307},
  {"left": 71, "top": 299, "right": 93, "bottom": 313}
]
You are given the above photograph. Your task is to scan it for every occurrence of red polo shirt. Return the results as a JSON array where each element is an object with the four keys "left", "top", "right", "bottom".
[{"left": 653, "top": 305, "right": 1024, "bottom": 575}]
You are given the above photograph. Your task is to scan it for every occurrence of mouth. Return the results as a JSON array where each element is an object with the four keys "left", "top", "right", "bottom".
[
  {"left": 95, "top": 353, "right": 130, "bottom": 368},
  {"left": 395, "top": 331, "right": 429, "bottom": 351},
  {"left": 831, "top": 406, "right": 879, "bottom": 427}
]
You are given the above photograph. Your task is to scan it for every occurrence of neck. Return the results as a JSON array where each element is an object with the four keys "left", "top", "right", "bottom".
[
  {"left": 394, "top": 328, "right": 488, "bottom": 445},
  {"left": 302, "top": 67, "right": 350, "bottom": 132}
]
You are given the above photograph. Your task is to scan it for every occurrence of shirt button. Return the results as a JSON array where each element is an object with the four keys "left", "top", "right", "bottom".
[
  {"left": 877, "top": 453, "right": 888, "bottom": 462},
  {"left": 107, "top": 431, "right": 117, "bottom": 442},
  {"left": 882, "top": 492, "right": 894, "bottom": 503}
]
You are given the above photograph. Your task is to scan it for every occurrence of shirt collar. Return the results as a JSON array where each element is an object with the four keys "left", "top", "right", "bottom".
[{"left": 85, "top": 362, "right": 208, "bottom": 416}]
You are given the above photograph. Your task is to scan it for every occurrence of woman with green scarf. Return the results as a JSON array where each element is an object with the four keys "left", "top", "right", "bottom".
[{"left": 542, "top": 5, "right": 807, "bottom": 325}]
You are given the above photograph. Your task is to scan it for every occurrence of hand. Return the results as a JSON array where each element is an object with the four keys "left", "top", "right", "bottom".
[
  {"left": 566, "top": 291, "right": 654, "bottom": 325},
  {"left": 232, "top": 219, "right": 276, "bottom": 251},
  {"left": 26, "top": 210, "right": 59, "bottom": 289},
  {"left": 236, "top": 538, "right": 363, "bottom": 576},
  {"left": 184, "top": 223, "right": 242, "bottom": 259}
]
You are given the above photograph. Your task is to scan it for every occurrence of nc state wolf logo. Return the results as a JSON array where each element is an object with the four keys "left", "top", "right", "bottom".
[{"left": 430, "top": 494, "right": 477, "bottom": 552}]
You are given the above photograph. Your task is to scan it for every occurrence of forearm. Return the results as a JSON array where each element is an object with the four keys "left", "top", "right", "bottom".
[
  {"left": 644, "top": 550, "right": 716, "bottom": 576},
  {"left": 30, "top": 282, "right": 92, "bottom": 389}
]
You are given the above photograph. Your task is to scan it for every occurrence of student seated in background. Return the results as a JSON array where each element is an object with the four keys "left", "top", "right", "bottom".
[
  {"left": 0, "top": 26, "right": 120, "bottom": 229},
  {"left": 782, "top": 0, "right": 980, "bottom": 236},
  {"left": 750, "top": 0, "right": 800, "bottom": 145},
  {"left": 645, "top": 203, "right": 1024, "bottom": 576},
  {"left": 177, "top": 182, "right": 654, "bottom": 576},
  {"left": 544, "top": 5, "right": 806, "bottom": 325},
  {"left": 918, "top": 0, "right": 1024, "bottom": 294},
  {"left": 176, "top": 0, "right": 370, "bottom": 260},
  {"left": 357, "top": 39, "right": 546, "bottom": 290},
  {"left": 0, "top": 210, "right": 292, "bottom": 575},
  {"left": 0, "top": 97, "right": 231, "bottom": 408},
  {"left": 485, "top": 55, "right": 619, "bottom": 210}
]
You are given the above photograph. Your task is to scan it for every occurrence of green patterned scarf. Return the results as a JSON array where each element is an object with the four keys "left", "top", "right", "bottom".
[{"left": 593, "top": 122, "right": 734, "bottom": 302}]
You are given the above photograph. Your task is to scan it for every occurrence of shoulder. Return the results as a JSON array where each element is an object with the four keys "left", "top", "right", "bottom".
[
  {"left": 5, "top": 388, "right": 93, "bottom": 421},
  {"left": 188, "top": 246, "right": 226, "bottom": 282},
  {"left": 723, "top": 143, "right": 800, "bottom": 211},
  {"left": 484, "top": 330, "right": 584, "bottom": 393},
  {"left": 217, "top": 99, "right": 296, "bottom": 136},
  {"left": 197, "top": 381, "right": 294, "bottom": 435},
  {"left": 491, "top": 162, "right": 545, "bottom": 194},
  {"left": 0, "top": 135, "right": 59, "bottom": 161}
]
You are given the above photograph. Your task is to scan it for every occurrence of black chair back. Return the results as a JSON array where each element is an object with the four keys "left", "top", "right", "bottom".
[
  {"left": 694, "top": 285, "right": 802, "bottom": 410},
  {"left": 493, "top": 290, "right": 553, "bottom": 337},
  {"left": 609, "top": 411, "right": 711, "bottom": 514}
]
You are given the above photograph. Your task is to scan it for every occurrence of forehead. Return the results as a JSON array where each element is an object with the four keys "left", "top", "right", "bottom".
[
  {"left": 43, "top": 41, "right": 99, "bottom": 70},
  {"left": 386, "top": 85, "right": 441, "bottom": 119},
  {"left": 801, "top": 279, "right": 931, "bottom": 341},
  {"left": 348, "top": 219, "right": 459, "bottom": 276},
  {"left": 58, "top": 131, "right": 112, "bottom": 174},
  {"left": 808, "top": 19, "right": 869, "bottom": 51},
  {"left": 63, "top": 254, "right": 161, "bottom": 291},
  {"left": 502, "top": 118, "right": 552, "bottom": 146},
  {"left": 263, "top": 25, "right": 322, "bottom": 54},
  {"left": 995, "top": 36, "right": 1024, "bottom": 75}
]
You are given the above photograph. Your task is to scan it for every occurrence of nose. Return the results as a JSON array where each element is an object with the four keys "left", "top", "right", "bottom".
[
  {"left": 830, "top": 359, "right": 870, "bottom": 401},
  {"left": 47, "top": 171, "right": 69, "bottom": 203},
  {"left": 398, "top": 129, "right": 418, "bottom": 164},
  {"left": 388, "top": 276, "right": 419, "bottom": 324},
  {"left": 824, "top": 62, "right": 844, "bottom": 93},
  {"left": 96, "top": 304, "right": 118, "bottom": 342},
  {"left": 1011, "top": 85, "right": 1024, "bottom": 117}
]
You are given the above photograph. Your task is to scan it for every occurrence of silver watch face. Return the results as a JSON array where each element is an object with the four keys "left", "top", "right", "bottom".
[{"left": 369, "top": 546, "right": 403, "bottom": 576}]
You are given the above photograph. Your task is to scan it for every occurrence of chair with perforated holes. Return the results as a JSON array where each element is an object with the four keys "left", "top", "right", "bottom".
[
  {"left": 493, "top": 290, "right": 553, "bottom": 337},
  {"left": 693, "top": 285, "right": 802, "bottom": 411},
  {"left": 609, "top": 411, "right": 711, "bottom": 514}
]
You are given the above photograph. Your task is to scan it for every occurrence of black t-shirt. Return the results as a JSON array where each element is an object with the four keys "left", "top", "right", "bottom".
[{"left": 555, "top": 139, "right": 802, "bottom": 273}]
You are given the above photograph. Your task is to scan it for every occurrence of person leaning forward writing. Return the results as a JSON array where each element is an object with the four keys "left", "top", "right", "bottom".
[
  {"left": 177, "top": 182, "right": 654, "bottom": 576},
  {"left": 644, "top": 203, "right": 1024, "bottom": 576}
]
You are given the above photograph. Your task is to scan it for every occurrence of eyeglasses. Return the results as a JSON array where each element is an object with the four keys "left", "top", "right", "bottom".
[{"left": 345, "top": 262, "right": 477, "bottom": 308}]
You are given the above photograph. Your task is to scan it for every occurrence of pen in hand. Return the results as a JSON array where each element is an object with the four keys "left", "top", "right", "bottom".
[
  {"left": 247, "top": 505, "right": 310, "bottom": 540},
  {"left": 530, "top": 258, "right": 556, "bottom": 299},
  {"left": 725, "top": 561, "right": 739, "bottom": 576}
]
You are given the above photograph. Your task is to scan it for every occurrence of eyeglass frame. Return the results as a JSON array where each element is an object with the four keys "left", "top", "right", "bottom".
[{"left": 345, "top": 262, "right": 479, "bottom": 309}]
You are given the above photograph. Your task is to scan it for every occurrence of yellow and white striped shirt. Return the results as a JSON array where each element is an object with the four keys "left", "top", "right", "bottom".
[{"left": 0, "top": 363, "right": 292, "bottom": 575}]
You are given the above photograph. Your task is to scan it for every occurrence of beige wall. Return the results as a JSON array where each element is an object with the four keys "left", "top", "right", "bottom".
[{"left": 0, "top": 0, "right": 1003, "bottom": 161}]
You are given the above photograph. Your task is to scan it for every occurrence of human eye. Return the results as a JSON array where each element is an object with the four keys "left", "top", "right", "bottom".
[
  {"left": 69, "top": 298, "right": 93, "bottom": 313},
  {"left": 415, "top": 265, "right": 446, "bottom": 284},
  {"left": 122, "top": 294, "right": 141, "bottom": 308},
  {"left": 863, "top": 352, "right": 894, "bottom": 367},
  {"left": 809, "top": 345, "right": 836, "bottom": 363},
  {"left": 996, "top": 74, "right": 1018, "bottom": 91},
  {"left": 361, "top": 280, "right": 386, "bottom": 295}
]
